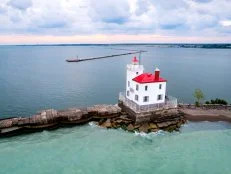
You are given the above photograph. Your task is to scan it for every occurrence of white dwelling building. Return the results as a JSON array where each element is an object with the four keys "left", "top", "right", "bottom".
[{"left": 119, "top": 56, "right": 177, "bottom": 113}]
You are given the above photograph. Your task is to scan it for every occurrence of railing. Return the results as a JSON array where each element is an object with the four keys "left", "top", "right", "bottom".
[{"left": 119, "top": 92, "right": 177, "bottom": 113}]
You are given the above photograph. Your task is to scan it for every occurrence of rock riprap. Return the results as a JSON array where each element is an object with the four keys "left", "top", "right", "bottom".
[{"left": 97, "top": 109, "right": 186, "bottom": 133}]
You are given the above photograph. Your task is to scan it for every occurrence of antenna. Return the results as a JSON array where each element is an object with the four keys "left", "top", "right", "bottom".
[{"left": 139, "top": 50, "right": 142, "bottom": 64}]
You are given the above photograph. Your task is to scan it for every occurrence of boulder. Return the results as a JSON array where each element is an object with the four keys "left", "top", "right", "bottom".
[
  {"left": 156, "top": 122, "right": 168, "bottom": 128},
  {"left": 138, "top": 123, "right": 149, "bottom": 133},
  {"left": 101, "top": 119, "right": 112, "bottom": 128},
  {"left": 164, "top": 125, "right": 178, "bottom": 132},
  {"left": 127, "top": 124, "right": 134, "bottom": 132},
  {"left": 149, "top": 123, "right": 158, "bottom": 129}
]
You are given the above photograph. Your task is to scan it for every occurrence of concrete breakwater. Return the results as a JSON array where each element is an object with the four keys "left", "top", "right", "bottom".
[
  {"left": 66, "top": 51, "right": 146, "bottom": 62},
  {"left": 0, "top": 104, "right": 186, "bottom": 137},
  {"left": 179, "top": 104, "right": 231, "bottom": 122},
  {"left": 1, "top": 103, "right": 231, "bottom": 137},
  {"left": 0, "top": 105, "right": 121, "bottom": 137}
]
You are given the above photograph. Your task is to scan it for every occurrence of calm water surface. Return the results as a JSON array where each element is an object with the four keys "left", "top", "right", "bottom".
[
  {"left": 0, "top": 45, "right": 231, "bottom": 117},
  {"left": 0, "top": 45, "right": 231, "bottom": 174}
]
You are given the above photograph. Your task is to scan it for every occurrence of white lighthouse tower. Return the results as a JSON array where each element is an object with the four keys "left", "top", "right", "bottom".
[
  {"left": 120, "top": 56, "right": 176, "bottom": 113},
  {"left": 126, "top": 56, "right": 144, "bottom": 101}
]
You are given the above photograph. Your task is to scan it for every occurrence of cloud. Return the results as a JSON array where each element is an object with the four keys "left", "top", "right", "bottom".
[
  {"left": 0, "top": 0, "right": 230, "bottom": 43},
  {"left": 193, "top": 0, "right": 213, "bottom": 3},
  {"left": 135, "top": 0, "right": 150, "bottom": 16},
  {"left": 7, "top": 0, "right": 32, "bottom": 10},
  {"left": 220, "top": 20, "right": 231, "bottom": 27},
  {"left": 0, "top": 4, "right": 7, "bottom": 14},
  {"left": 88, "top": 0, "right": 130, "bottom": 24}
]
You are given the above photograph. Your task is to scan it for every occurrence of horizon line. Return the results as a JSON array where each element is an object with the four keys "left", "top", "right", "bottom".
[{"left": 1, "top": 43, "right": 231, "bottom": 46}]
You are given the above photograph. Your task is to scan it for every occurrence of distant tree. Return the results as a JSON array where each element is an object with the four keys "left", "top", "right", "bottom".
[
  {"left": 194, "top": 89, "right": 204, "bottom": 106},
  {"left": 205, "top": 98, "right": 228, "bottom": 105},
  {"left": 211, "top": 98, "right": 228, "bottom": 105}
]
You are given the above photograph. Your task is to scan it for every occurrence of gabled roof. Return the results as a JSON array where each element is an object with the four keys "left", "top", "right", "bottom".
[{"left": 132, "top": 73, "right": 167, "bottom": 84}]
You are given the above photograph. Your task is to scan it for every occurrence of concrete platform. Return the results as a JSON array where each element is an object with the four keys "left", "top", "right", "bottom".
[{"left": 179, "top": 108, "right": 231, "bottom": 122}]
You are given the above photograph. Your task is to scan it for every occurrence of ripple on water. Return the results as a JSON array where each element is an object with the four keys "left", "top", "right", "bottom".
[{"left": 0, "top": 122, "right": 231, "bottom": 174}]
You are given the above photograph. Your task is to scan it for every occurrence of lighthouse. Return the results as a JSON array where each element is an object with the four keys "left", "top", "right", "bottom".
[
  {"left": 126, "top": 56, "right": 167, "bottom": 106},
  {"left": 119, "top": 56, "right": 177, "bottom": 114}
]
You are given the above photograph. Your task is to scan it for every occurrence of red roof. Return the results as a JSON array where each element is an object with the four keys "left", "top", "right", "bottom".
[{"left": 133, "top": 73, "right": 167, "bottom": 84}]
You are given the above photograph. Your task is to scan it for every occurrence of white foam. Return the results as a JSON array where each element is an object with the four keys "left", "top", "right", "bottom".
[
  {"left": 134, "top": 130, "right": 167, "bottom": 139},
  {"left": 88, "top": 121, "right": 98, "bottom": 128}
]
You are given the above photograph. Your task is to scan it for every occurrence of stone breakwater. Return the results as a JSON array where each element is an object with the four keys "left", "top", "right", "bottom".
[
  {"left": 0, "top": 104, "right": 186, "bottom": 137},
  {"left": 97, "top": 108, "right": 186, "bottom": 133}
]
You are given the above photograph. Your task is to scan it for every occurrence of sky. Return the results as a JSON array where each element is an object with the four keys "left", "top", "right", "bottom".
[{"left": 0, "top": 0, "right": 231, "bottom": 44}]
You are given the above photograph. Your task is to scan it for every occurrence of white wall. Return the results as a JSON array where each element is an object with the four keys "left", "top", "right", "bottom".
[
  {"left": 126, "top": 64, "right": 144, "bottom": 101},
  {"left": 132, "top": 82, "right": 166, "bottom": 105}
]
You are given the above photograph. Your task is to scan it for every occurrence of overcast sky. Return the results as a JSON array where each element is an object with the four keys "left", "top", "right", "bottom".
[{"left": 0, "top": 0, "right": 231, "bottom": 44}]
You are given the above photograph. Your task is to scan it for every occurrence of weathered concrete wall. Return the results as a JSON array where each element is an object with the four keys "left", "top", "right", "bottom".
[
  {"left": 118, "top": 101, "right": 185, "bottom": 125},
  {"left": 0, "top": 105, "right": 121, "bottom": 137}
]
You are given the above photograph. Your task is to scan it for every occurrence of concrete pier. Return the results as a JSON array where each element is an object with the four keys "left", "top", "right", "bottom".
[
  {"left": 179, "top": 104, "right": 231, "bottom": 122},
  {"left": 0, "top": 105, "right": 121, "bottom": 137},
  {"left": 66, "top": 51, "right": 146, "bottom": 62}
]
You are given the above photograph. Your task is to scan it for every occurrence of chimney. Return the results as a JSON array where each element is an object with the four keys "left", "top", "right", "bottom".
[{"left": 154, "top": 68, "right": 160, "bottom": 80}]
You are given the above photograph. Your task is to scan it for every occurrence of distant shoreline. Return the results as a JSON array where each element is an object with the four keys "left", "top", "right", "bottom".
[{"left": 0, "top": 43, "right": 231, "bottom": 49}]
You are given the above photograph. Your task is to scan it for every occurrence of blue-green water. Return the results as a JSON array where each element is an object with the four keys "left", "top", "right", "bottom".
[
  {"left": 0, "top": 122, "right": 231, "bottom": 174},
  {"left": 1, "top": 45, "right": 231, "bottom": 173}
]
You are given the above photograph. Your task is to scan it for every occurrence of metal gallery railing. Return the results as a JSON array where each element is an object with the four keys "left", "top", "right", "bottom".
[{"left": 119, "top": 92, "right": 177, "bottom": 113}]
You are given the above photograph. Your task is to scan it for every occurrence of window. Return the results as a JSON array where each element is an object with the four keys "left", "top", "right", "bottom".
[
  {"left": 127, "top": 91, "right": 130, "bottom": 96},
  {"left": 143, "top": 96, "right": 149, "bottom": 102},
  {"left": 135, "top": 95, "right": 139, "bottom": 101},
  {"left": 136, "top": 72, "right": 139, "bottom": 75},
  {"left": 157, "top": 94, "right": 162, "bottom": 100},
  {"left": 145, "top": 85, "right": 148, "bottom": 91},
  {"left": 159, "top": 84, "right": 162, "bottom": 89},
  {"left": 128, "top": 81, "right": 130, "bottom": 87},
  {"left": 136, "top": 84, "right": 139, "bottom": 91}
]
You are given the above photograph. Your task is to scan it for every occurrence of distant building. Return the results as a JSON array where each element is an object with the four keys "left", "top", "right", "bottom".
[{"left": 119, "top": 56, "right": 177, "bottom": 113}]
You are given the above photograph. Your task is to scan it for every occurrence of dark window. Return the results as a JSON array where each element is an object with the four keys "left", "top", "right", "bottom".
[
  {"left": 136, "top": 72, "right": 139, "bottom": 75},
  {"left": 157, "top": 94, "right": 162, "bottom": 100},
  {"left": 159, "top": 84, "right": 162, "bottom": 89},
  {"left": 136, "top": 84, "right": 139, "bottom": 91},
  {"left": 145, "top": 85, "right": 148, "bottom": 91},
  {"left": 127, "top": 91, "right": 130, "bottom": 96},
  {"left": 143, "top": 96, "right": 149, "bottom": 102},
  {"left": 135, "top": 95, "right": 139, "bottom": 101}
]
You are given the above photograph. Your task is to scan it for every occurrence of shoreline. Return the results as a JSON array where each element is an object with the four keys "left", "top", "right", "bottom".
[{"left": 1, "top": 104, "right": 231, "bottom": 138}]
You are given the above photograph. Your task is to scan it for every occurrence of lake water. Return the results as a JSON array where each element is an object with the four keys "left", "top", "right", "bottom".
[
  {"left": 0, "top": 45, "right": 231, "bottom": 174},
  {"left": 0, "top": 121, "right": 231, "bottom": 174},
  {"left": 0, "top": 45, "right": 231, "bottom": 117}
]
